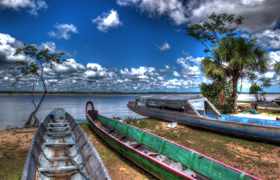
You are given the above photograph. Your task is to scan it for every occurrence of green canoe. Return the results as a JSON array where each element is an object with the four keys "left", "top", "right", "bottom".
[{"left": 86, "top": 101, "right": 258, "bottom": 180}]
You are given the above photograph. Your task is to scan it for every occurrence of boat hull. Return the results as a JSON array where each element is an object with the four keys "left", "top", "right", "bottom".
[
  {"left": 128, "top": 102, "right": 280, "bottom": 144},
  {"left": 22, "top": 109, "right": 111, "bottom": 180},
  {"left": 87, "top": 116, "right": 186, "bottom": 180}
]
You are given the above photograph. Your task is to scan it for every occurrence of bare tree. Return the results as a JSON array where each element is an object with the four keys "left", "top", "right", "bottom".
[{"left": 16, "top": 45, "right": 64, "bottom": 127}]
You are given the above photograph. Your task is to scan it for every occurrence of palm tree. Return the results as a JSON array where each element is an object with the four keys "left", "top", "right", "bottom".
[{"left": 203, "top": 37, "right": 268, "bottom": 111}]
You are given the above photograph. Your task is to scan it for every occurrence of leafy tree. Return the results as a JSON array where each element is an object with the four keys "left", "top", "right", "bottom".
[
  {"left": 188, "top": 13, "right": 268, "bottom": 112},
  {"left": 249, "top": 78, "right": 271, "bottom": 102},
  {"left": 275, "top": 62, "right": 280, "bottom": 75},
  {"left": 15, "top": 44, "right": 65, "bottom": 127}
]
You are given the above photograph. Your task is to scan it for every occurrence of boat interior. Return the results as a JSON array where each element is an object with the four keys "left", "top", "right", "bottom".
[{"left": 26, "top": 109, "right": 105, "bottom": 180}]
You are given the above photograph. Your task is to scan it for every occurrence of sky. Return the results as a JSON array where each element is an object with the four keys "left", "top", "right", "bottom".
[{"left": 0, "top": 0, "right": 280, "bottom": 92}]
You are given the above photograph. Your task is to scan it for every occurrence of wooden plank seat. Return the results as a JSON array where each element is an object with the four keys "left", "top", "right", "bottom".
[
  {"left": 44, "top": 142, "right": 75, "bottom": 148},
  {"left": 48, "top": 122, "right": 70, "bottom": 127},
  {"left": 47, "top": 131, "right": 72, "bottom": 138},
  {"left": 39, "top": 165, "right": 78, "bottom": 177},
  {"left": 47, "top": 126, "right": 70, "bottom": 132}
]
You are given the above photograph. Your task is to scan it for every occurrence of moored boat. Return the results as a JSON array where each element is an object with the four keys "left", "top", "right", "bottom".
[
  {"left": 128, "top": 95, "right": 280, "bottom": 144},
  {"left": 86, "top": 101, "right": 259, "bottom": 180},
  {"left": 272, "top": 97, "right": 280, "bottom": 106},
  {"left": 22, "top": 108, "right": 111, "bottom": 180}
]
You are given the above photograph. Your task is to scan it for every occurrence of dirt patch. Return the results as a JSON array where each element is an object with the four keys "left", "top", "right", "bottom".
[{"left": 0, "top": 128, "right": 36, "bottom": 180}]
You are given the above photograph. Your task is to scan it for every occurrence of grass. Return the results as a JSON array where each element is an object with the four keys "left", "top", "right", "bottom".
[{"left": 127, "top": 119, "right": 280, "bottom": 180}]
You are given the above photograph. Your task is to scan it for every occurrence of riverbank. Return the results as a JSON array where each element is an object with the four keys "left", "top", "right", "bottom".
[
  {"left": 126, "top": 119, "right": 280, "bottom": 180},
  {"left": 0, "top": 120, "right": 279, "bottom": 179}
]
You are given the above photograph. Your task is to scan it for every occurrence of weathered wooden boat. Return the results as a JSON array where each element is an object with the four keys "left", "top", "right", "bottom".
[
  {"left": 22, "top": 108, "right": 111, "bottom": 180},
  {"left": 86, "top": 101, "right": 258, "bottom": 180},
  {"left": 128, "top": 95, "right": 280, "bottom": 144},
  {"left": 272, "top": 97, "right": 280, "bottom": 106}
]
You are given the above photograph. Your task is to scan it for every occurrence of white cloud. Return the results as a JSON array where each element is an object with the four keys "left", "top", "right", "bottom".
[
  {"left": 0, "top": 33, "right": 30, "bottom": 64},
  {"left": 84, "top": 63, "right": 108, "bottom": 79},
  {"left": 116, "top": 0, "right": 280, "bottom": 31},
  {"left": 255, "top": 29, "right": 280, "bottom": 50},
  {"left": 159, "top": 42, "right": 171, "bottom": 51},
  {"left": 49, "top": 23, "right": 78, "bottom": 40},
  {"left": 268, "top": 51, "right": 280, "bottom": 64},
  {"left": 0, "top": 0, "right": 47, "bottom": 15},
  {"left": 173, "top": 71, "right": 180, "bottom": 77},
  {"left": 120, "top": 66, "right": 156, "bottom": 79},
  {"left": 93, "top": 9, "right": 122, "bottom": 32},
  {"left": 116, "top": 0, "right": 187, "bottom": 25},
  {"left": 176, "top": 56, "right": 203, "bottom": 77},
  {"left": 50, "top": 58, "right": 85, "bottom": 74},
  {"left": 188, "top": 0, "right": 280, "bottom": 32},
  {"left": 40, "top": 41, "right": 56, "bottom": 52}
]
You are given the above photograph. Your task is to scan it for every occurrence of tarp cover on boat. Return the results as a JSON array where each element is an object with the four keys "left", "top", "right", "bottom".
[{"left": 97, "top": 115, "right": 253, "bottom": 180}]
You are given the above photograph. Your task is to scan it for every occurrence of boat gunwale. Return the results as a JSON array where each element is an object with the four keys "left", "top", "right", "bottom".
[
  {"left": 22, "top": 110, "right": 111, "bottom": 180},
  {"left": 87, "top": 114, "right": 196, "bottom": 180},
  {"left": 87, "top": 113, "right": 259, "bottom": 180},
  {"left": 128, "top": 101, "right": 280, "bottom": 129}
]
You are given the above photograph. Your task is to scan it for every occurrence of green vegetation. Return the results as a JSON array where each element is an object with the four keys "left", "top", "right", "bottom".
[
  {"left": 127, "top": 119, "right": 280, "bottom": 180},
  {"left": 188, "top": 13, "right": 270, "bottom": 112}
]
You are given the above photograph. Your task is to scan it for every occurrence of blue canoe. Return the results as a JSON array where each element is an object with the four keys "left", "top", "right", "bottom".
[{"left": 128, "top": 95, "right": 280, "bottom": 144}]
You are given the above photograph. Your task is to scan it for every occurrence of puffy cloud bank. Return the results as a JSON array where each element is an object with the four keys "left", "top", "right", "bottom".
[
  {"left": 0, "top": 32, "right": 206, "bottom": 92},
  {"left": 0, "top": 0, "right": 47, "bottom": 15},
  {"left": 1, "top": 32, "right": 279, "bottom": 92}
]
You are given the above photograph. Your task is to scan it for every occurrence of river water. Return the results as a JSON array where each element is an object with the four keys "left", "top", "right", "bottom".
[{"left": 0, "top": 93, "right": 279, "bottom": 130}]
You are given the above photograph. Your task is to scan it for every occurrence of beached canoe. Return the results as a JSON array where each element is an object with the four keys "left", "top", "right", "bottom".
[
  {"left": 272, "top": 97, "right": 280, "bottom": 106},
  {"left": 128, "top": 95, "right": 280, "bottom": 144},
  {"left": 21, "top": 108, "right": 111, "bottom": 180},
  {"left": 86, "top": 101, "right": 258, "bottom": 180}
]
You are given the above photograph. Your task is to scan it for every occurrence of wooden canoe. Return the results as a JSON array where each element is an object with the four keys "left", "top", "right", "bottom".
[
  {"left": 128, "top": 96, "right": 280, "bottom": 144},
  {"left": 86, "top": 101, "right": 259, "bottom": 180},
  {"left": 21, "top": 108, "right": 111, "bottom": 180}
]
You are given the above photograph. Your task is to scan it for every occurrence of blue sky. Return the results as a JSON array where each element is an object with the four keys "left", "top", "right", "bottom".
[{"left": 0, "top": 0, "right": 280, "bottom": 92}]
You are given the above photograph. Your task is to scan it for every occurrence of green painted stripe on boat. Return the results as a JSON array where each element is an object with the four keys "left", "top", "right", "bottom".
[{"left": 96, "top": 115, "right": 255, "bottom": 180}]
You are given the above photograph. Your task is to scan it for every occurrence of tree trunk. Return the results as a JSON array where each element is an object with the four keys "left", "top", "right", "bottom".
[
  {"left": 25, "top": 70, "right": 47, "bottom": 128},
  {"left": 232, "top": 76, "right": 239, "bottom": 112}
]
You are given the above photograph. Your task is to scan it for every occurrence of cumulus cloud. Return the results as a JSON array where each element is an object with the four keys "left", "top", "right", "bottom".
[
  {"left": 116, "top": 0, "right": 187, "bottom": 25},
  {"left": 40, "top": 41, "right": 56, "bottom": 52},
  {"left": 176, "top": 56, "right": 203, "bottom": 77},
  {"left": 255, "top": 29, "right": 280, "bottom": 50},
  {"left": 159, "top": 42, "right": 171, "bottom": 52},
  {"left": 49, "top": 23, "right": 78, "bottom": 40},
  {"left": 0, "top": 0, "right": 47, "bottom": 15},
  {"left": 93, "top": 9, "right": 122, "bottom": 32},
  {"left": 188, "top": 0, "right": 280, "bottom": 32},
  {"left": 120, "top": 66, "right": 156, "bottom": 79},
  {"left": 0, "top": 33, "right": 30, "bottom": 64},
  {"left": 84, "top": 63, "right": 108, "bottom": 79},
  {"left": 116, "top": 0, "right": 280, "bottom": 32}
]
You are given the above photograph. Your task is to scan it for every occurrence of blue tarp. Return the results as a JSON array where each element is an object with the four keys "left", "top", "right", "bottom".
[{"left": 220, "top": 115, "right": 280, "bottom": 128}]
